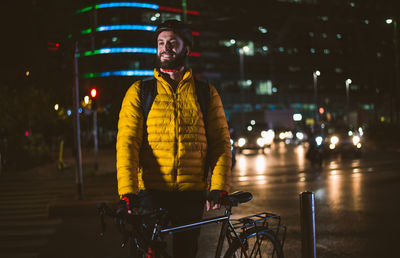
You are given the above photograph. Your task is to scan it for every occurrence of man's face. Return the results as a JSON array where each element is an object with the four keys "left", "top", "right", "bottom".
[{"left": 156, "top": 30, "right": 190, "bottom": 69}]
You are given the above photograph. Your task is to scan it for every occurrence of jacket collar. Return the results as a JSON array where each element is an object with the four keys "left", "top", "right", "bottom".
[{"left": 154, "top": 68, "right": 193, "bottom": 92}]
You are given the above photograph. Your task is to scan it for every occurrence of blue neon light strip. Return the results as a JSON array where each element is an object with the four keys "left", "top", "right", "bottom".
[
  {"left": 80, "top": 47, "right": 156, "bottom": 57},
  {"left": 97, "top": 2, "right": 158, "bottom": 9},
  {"left": 99, "top": 47, "right": 156, "bottom": 54},
  {"left": 97, "top": 25, "right": 157, "bottom": 32},
  {"left": 85, "top": 70, "right": 154, "bottom": 78}
]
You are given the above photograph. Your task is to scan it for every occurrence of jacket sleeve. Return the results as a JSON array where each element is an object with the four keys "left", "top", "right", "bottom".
[
  {"left": 116, "top": 81, "right": 143, "bottom": 196},
  {"left": 207, "top": 85, "right": 232, "bottom": 192}
]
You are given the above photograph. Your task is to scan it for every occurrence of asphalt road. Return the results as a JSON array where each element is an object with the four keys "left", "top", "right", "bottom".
[
  {"left": 2, "top": 142, "right": 399, "bottom": 258},
  {"left": 213, "top": 142, "right": 400, "bottom": 258}
]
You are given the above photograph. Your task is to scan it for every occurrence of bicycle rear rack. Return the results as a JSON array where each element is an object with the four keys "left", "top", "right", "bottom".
[{"left": 231, "top": 212, "right": 287, "bottom": 249}]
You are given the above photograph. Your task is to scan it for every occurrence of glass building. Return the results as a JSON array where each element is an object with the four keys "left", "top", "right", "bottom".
[{"left": 70, "top": 0, "right": 399, "bottom": 131}]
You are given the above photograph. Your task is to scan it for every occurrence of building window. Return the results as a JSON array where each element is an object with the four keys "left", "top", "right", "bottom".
[
  {"left": 335, "top": 68, "right": 343, "bottom": 73},
  {"left": 288, "top": 66, "right": 301, "bottom": 72},
  {"left": 256, "top": 80, "right": 273, "bottom": 95}
]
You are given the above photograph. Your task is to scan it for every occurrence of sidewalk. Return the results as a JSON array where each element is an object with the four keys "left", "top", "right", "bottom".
[
  {"left": 45, "top": 147, "right": 119, "bottom": 218},
  {"left": 32, "top": 148, "right": 224, "bottom": 258}
]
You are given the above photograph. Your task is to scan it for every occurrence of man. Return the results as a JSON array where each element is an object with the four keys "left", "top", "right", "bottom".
[{"left": 116, "top": 20, "right": 232, "bottom": 257}]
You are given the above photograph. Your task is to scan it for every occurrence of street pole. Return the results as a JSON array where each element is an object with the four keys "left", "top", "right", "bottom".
[
  {"left": 313, "top": 71, "right": 320, "bottom": 128},
  {"left": 345, "top": 79, "right": 352, "bottom": 125},
  {"left": 387, "top": 18, "right": 400, "bottom": 124},
  {"left": 182, "top": 0, "right": 187, "bottom": 23},
  {"left": 393, "top": 19, "right": 399, "bottom": 124},
  {"left": 73, "top": 42, "right": 84, "bottom": 200},
  {"left": 93, "top": 108, "right": 98, "bottom": 171},
  {"left": 239, "top": 48, "right": 245, "bottom": 127}
]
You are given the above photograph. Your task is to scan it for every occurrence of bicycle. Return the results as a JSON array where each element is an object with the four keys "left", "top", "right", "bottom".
[{"left": 98, "top": 191, "right": 286, "bottom": 258}]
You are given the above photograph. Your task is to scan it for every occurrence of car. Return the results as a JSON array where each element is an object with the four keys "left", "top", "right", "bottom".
[
  {"left": 326, "top": 125, "right": 363, "bottom": 157},
  {"left": 236, "top": 123, "right": 275, "bottom": 153}
]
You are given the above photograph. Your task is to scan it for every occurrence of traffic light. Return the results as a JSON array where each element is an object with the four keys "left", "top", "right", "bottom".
[
  {"left": 90, "top": 88, "right": 97, "bottom": 98},
  {"left": 90, "top": 88, "right": 98, "bottom": 109},
  {"left": 47, "top": 42, "right": 60, "bottom": 51}
]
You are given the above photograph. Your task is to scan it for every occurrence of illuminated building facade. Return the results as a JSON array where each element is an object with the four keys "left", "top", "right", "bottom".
[{"left": 71, "top": 0, "right": 398, "bottom": 128}]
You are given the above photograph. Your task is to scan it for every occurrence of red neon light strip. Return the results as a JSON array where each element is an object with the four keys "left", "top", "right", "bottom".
[
  {"left": 158, "top": 6, "right": 199, "bottom": 15},
  {"left": 186, "top": 10, "right": 199, "bottom": 15},
  {"left": 189, "top": 52, "right": 200, "bottom": 57},
  {"left": 192, "top": 31, "right": 200, "bottom": 36}
]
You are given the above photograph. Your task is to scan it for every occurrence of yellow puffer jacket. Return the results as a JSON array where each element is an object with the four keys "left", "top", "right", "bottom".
[{"left": 116, "top": 68, "right": 231, "bottom": 196}]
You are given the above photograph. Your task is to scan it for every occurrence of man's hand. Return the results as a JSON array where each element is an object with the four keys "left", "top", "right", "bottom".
[
  {"left": 118, "top": 193, "right": 138, "bottom": 214},
  {"left": 206, "top": 190, "right": 228, "bottom": 211}
]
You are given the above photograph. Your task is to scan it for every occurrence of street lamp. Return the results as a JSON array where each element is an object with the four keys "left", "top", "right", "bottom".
[{"left": 313, "top": 70, "right": 321, "bottom": 123}]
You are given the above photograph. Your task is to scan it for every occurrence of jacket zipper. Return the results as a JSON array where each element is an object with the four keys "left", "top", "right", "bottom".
[{"left": 173, "top": 92, "right": 178, "bottom": 186}]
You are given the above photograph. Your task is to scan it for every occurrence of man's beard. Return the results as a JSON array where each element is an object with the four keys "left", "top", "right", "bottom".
[{"left": 156, "top": 50, "right": 187, "bottom": 69}]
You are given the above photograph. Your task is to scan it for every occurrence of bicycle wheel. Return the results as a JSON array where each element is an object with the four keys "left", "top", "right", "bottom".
[
  {"left": 129, "top": 238, "right": 146, "bottom": 258},
  {"left": 224, "top": 227, "right": 283, "bottom": 258}
]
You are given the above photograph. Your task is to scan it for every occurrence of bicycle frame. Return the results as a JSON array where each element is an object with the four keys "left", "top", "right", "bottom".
[{"left": 155, "top": 206, "right": 244, "bottom": 258}]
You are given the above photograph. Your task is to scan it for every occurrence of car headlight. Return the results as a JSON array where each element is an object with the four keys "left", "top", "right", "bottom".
[
  {"left": 352, "top": 135, "right": 361, "bottom": 145},
  {"left": 261, "top": 130, "right": 275, "bottom": 145},
  {"left": 296, "top": 132, "right": 304, "bottom": 140},
  {"left": 257, "top": 138, "right": 264, "bottom": 147},
  {"left": 330, "top": 136, "right": 339, "bottom": 145},
  {"left": 315, "top": 136, "right": 323, "bottom": 146},
  {"left": 238, "top": 138, "right": 246, "bottom": 147}
]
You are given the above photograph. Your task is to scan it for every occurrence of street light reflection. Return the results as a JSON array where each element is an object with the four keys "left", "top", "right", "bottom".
[
  {"left": 255, "top": 155, "right": 266, "bottom": 174},
  {"left": 238, "top": 176, "right": 249, "bottom": 182},
  {"left": 329, "top": 162, "right": 339, "bottom": 169},
  {"left": 328, "top": 170, "right": 341, "bottom": 209},
  {"left": 295, "top": 145, "right": 306, "bottom": 170},
  {"left": 352, "top": 170, "right": 362, "bottom": 211},
  {"left": 255, "top": 175, "right": 266, "bottom": 181},
  {"left": 238, "top": 155, "right": 247, "bottom": 175}
]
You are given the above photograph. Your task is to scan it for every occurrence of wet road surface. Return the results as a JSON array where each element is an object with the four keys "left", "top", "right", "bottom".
[{"left": 200, "top": 142, "right": 400, "bottom": 257}]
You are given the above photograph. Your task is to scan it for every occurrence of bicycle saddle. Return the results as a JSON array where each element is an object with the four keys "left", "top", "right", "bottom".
[{"left": 226, "top": 191, "right": 253, "bottom": 206}]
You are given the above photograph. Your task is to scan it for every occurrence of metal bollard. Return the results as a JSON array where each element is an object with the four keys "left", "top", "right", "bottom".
[{"left": 300, "top": 191, "right": 316, "bottom": 258}]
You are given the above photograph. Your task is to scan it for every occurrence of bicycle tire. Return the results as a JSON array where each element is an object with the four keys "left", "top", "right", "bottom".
[{"left": 223, "top": 227, "right": 284, "bottom": 258}]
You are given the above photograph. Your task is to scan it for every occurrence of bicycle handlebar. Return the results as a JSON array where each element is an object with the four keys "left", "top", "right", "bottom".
[{"left": 97, "top": 191, "right": 253, "bottom": 237}]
